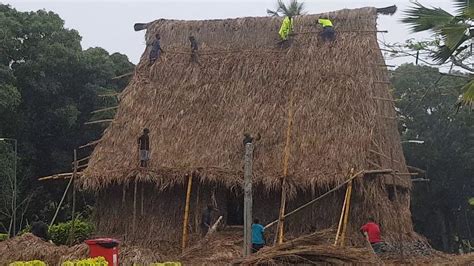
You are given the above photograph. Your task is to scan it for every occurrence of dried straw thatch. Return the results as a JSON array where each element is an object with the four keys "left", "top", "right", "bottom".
[
  {"left": 82, "top": 7, "right": 409, "bottom": 192},
  {"left": 81, "top": 6, "right": 417, "bottom": 248},
  {"left": 234, "top": 229, "right": 378, "bottom": 265}
]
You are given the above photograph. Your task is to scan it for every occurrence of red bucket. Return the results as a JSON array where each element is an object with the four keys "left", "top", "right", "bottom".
[{"left": 85, "top": 238, "right": 119, "bottom": 266}]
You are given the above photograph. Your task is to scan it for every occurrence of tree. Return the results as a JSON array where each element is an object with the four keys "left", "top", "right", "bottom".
[
  {"left": 0, "top": 4, "right": 134, "bottom": 233},
  {"left": 400, "top": 0, "right": 473, "bottom": 107},
  {"left": 392, "top": 64, "right": 474, "bottom": 252},
  {"left": 266, "top": 0, "right": 304, "bottom": 18}
]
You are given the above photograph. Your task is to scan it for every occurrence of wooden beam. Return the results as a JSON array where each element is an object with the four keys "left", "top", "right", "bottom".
[
  {"left": 182, "top": 174, "right": 193, "bottom": 252},
  {"left": 90, "top": 106, "right": 118, "bottom": 114},
  {"left": 98, "top": 93, "right": 120, "bottom": 97},
  {"left": 71, "top": 156, "right": 90, "bottom": 165},
  {"left": 84, "top": 119, "right": 113, "bottom": 125},
  {"left": 364, "top": 169, "right": 393, "bottom": 175},
  {"left": 372, "top": 96, "right": 398, "bottom": 102},
  {"left": 78, "top": 140, "right": 101, "bottom": 149},
  {"left": 243, "top": 143, "right": 253, "bottom": 256},
  {"left": 38, "top": 173, "right": 73, "bottom": 181},
  {"left": 412, "top": 178, "right": 430, "bottom": 182},
  {"left": 111, "top": 72, "right": 133, "bottom": 80}
]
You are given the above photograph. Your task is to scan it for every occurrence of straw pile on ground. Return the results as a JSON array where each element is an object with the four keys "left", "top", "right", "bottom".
[
  {"left": 180, "top": 228, "right": 242, "bottom": 264},
  {"left": 234, "top": 229, "right": 378, "bottom": 265},
  {"left": 0, "top": 233, "right": 69, "bottom": 265}
]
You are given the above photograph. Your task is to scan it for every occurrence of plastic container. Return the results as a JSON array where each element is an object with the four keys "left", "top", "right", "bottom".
[{"left": 85, "top": 238, "right": 120, "bottom": 266}]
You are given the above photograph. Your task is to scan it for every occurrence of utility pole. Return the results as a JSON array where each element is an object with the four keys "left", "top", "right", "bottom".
[{"left": 243, "top": 142, "right": 254, "bottom": 257}]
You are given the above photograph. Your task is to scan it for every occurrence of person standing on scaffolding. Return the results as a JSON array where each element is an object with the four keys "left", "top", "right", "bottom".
[
  {"left": 149, "top": 33, "right": 164, "bottom": 65},
  {"left": 279, "top": 16, "right": 294, "bottom": 41},
  {"left": 138, "top": 128, "right": 150, "bottom": 167},
  {"left": 318, "top": 16, "right": 336, "bottom": 42}
]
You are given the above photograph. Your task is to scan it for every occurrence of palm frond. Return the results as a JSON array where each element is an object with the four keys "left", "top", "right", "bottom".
[
  {"left": 453, "top": 0, "right": 474, "bottom": 18},
  {"left": 268, "top": 0, "right": 304, "bottom": 18},
  {"left": 266, "top": 9, "right": 280, "bottom": 17},
  {"left": 432, "top": 34, "right": 470, "bottom": 63},
  {"left": 457, "top": 79, "right": 474, "bottom": 109},
  {"left": 440, "top": 23, "right": 470, "bottom": 50},
  {"left": 402, "top": 2, "right": 454, "bottom": 32}
]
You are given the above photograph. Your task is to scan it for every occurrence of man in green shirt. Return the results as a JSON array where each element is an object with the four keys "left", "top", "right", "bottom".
[{"left": 318, "top": 17, "right": 335, "bottom": 42}]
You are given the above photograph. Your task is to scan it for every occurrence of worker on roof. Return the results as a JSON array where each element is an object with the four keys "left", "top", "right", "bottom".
[
  {"left": 279, "top": 16, "right": 294, "bottom": 41},
  {"left": 149, "top": 33, "right": 164, "bottom": 65},
  {"left": 189, "top": 35, "right": 199, "bottom": 63},
  {"left": 318, "top": 17, "right": 335, "bottom": 42},
  {"left": 360, "top": 217, "right": 383, "bottom": 254},
  {"left": 137, "top": 128, "right": 150, "bottom": 167}
]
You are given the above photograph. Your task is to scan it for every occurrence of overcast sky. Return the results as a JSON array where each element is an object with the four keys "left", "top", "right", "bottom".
[{"left": 4, "top": 0, "right": 455, "bottom": 65}]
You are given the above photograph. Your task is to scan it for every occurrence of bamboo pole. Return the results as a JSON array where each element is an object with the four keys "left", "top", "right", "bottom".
[
  {"left": 340, "top": 180, "right": 353, "bottom": 247},
  {"left": 276, "top": 91, "right": 294, "bottom": 245},
  {"left": 68, "top": 149, "right": 78, "bottom": 245},
  {"left": 50, "top": 171, "right": 74, "bottom": 227},
  {"left": 182, "top": 174, "right": 193, "bottom": 252},
  {"left": 133, "top": 178, "right": 138, "bottom": 232},
  {"left": 390, "top": 148, "right": 404, "bottom": 259},
  {"left": 84, "top": 119, "right": 113, "bottom": 125},
  {"left": 334, "top": 183, "right": 349, "bottom": 246},
  {"left": 265, "top": 170, "right": 365, "bottom": 229},
  {"left": 90, "top": 106, "right": 118, "bottom": 114}
]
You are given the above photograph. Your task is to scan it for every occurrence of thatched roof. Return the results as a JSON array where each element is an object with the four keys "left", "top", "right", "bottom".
[{"left": 81, "top": 7, "right": 410, "bottom": 191}]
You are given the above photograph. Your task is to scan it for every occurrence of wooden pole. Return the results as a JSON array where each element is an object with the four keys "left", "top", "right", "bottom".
[
  {"left": 50, "top": 170, "right": 74, "bottom": 227},
  {"left": 243, "top": 143, "right": 254, "bottom": 257},
  {"left": 276, "top": 91, "right": 294, "bottom": 245},
  {"left": 340, "top": 180, "right": 353, "bottom": 247},
  {"left": 133, "top": 178, "right": 138, "bottom": 232},
  {"left": 68, "top": 149, "right": 78, "bottom": 245},
  {"left": 182, "top": 174, "right": 193, "bottom": 251},
  {"left": 334, "top": 183, "right": 349, "bottom": 246},
  {"left": 390, "top": 148, "right": 404, "bottom": 259}
]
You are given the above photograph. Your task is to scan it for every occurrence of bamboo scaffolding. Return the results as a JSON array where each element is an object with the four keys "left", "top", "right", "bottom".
[
  {"left": 265, "top": 170, "right": 365, "bottom": 229},
  {"left": 276, "top": 91, "right": 294, "bottom": 245},
  {"left": 340, "top": 179, "right": 353, "bottom": 247},
  {"left": 71, "top": 156, "right": 90, "bottom": 165},
  {"left": 90, "top": 106, "right": 118, "bottom": 114},
  {"left": 182, "top": 174, "right": 193, "bottom": 252},
  {"left": 98, "top": 93, "right": 120, "bottom": 97},
  {"left": 334, "top": 179, "right": 350, "bottom": 246},
  {"left": 84, "top": 119, "right": 114, "bottom": 125},
  {"left": 111, "top": 72, "right": 133, "bottom": 80},
  {"left": 78, "top": 140, "right": 101, "bottom": 149}
]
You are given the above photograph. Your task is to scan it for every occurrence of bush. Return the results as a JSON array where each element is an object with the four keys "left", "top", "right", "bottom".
[
  {"left": 49, "top": 219, "right": 94, "bottom": 245},
  {"left": 62, "top": 257, "right": 107, "bottom": 266},
  {"left": 0, "top": 233, "right": 8, "bottom": 241},
  {"left": 9, "top": 261, "right": 46, "bottom": 266}
]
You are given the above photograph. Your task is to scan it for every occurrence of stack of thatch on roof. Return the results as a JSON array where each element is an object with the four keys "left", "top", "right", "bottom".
[{"left": 81, "top": 6, "right": 416, "bottom": 249}]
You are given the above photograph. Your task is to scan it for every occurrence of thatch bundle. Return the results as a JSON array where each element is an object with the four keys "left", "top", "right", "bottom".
[
  {"left": 234, "top": 229, "right": 378, "bottom": 265},
  {"left": 82, "top": 6, "right": 416, "bottom": 248},
  {"left": 0, "top": 233, "right": 69, "bottom": 264}
]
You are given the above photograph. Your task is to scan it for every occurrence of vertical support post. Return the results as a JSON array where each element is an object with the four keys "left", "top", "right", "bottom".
[
  {"left": 182, "top": 174, "right": 193, "bottom": 251},
  {"left": 68, "top": 149, "right": 78, "bottom": 245},
  {"left": 334, "top": 184, "right": 349, "bottom": 246},
  {"left": 133, "top": 178, "right": 138, "bottom": 232},
  {"left": 390, "top": 148, "right": 404, "bottom": 259},
  {"left": 276, "top": 91, "right": 294, "bottom": 245},
  {"left": 340, "top": 180, "right": 353, "bottom": 247},
  {"left": 243, "top": 142, "right": 254, "bottom": 257}
]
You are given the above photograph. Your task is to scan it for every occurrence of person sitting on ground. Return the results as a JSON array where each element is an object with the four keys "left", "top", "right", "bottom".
[
  {"left": 137, "top": 128, "right": 150, "bottom": 167},
  {"left": 31, "top": 216, "right": 49, "bottom": 241},
  {"left": 149, "top": 33, "right": 164, "bottom": 65},
  {"left": 317, "top": 16, "right": 336, "bottom": 42},
  {"left": 200, "top": 204, "right": 215, "bottom": 237},
  {"left": 251, "top": 218, "right": 266, "bottom": 253},
  {"left": 360, "top": 217, "right": 383, "bottom": 254}
]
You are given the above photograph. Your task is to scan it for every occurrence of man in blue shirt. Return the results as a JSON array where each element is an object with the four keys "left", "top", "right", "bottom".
[{"left": 251, "top": 218, "right": 265, "bottom": 253}]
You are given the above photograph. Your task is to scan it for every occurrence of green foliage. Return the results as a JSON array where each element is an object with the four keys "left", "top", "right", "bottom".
[
  {"left": 0, "top": 4, "right": 134, "bottom": 234},
  {"left": 266, "top": 0, "right": 304, "bottom": 18},
  {"left": 392, "top": 64, "right": 474, "bottom": 251},
  {"left": 9, "top": 261, "right": 46, "bottom": 266},
  {"left": 0, "top": 233, "right": 8, "bottom": 241},
  {"left": 62, "top": 257, "right": 108, "bottom": 266},
  {"left": 49, "top": 219, "right": 94, "bottom": 245}
]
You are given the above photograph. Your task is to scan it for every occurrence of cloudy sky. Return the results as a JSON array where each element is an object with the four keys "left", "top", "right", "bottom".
[{"left": 5, "top": 0, "right": 455, "bottom": 65}]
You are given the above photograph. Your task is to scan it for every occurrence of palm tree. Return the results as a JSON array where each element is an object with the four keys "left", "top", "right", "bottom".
[
  {"left": 402, "top": 0, "right": 473, "bottom": 107},
  {"left": 267, "top": 0, "right": 304, "bottom": 18}
]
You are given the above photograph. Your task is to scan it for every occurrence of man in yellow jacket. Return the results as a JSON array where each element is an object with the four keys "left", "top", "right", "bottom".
[
  {"left": 318, "top": 17, "right": 335, "bottom": 42},
  {"left": 279, "top": 16, "right": 293, "bottom": 41}
]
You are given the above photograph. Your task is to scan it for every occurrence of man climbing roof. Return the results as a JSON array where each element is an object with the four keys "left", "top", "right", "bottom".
[
  {"left": 149, "top": 33, "right": 164, "bottom": 65},
  {"left": 137, "top": 128, "right": 150, "bottom": 167},
  {"left": 189, "top": 35, "right": 199, "bottom": 63},
  {"left": 318, "top": 17, "right": 335, "bottom": 42},
  {"left": 279, "top": 16, "right": 293, "bottom": 41}
]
